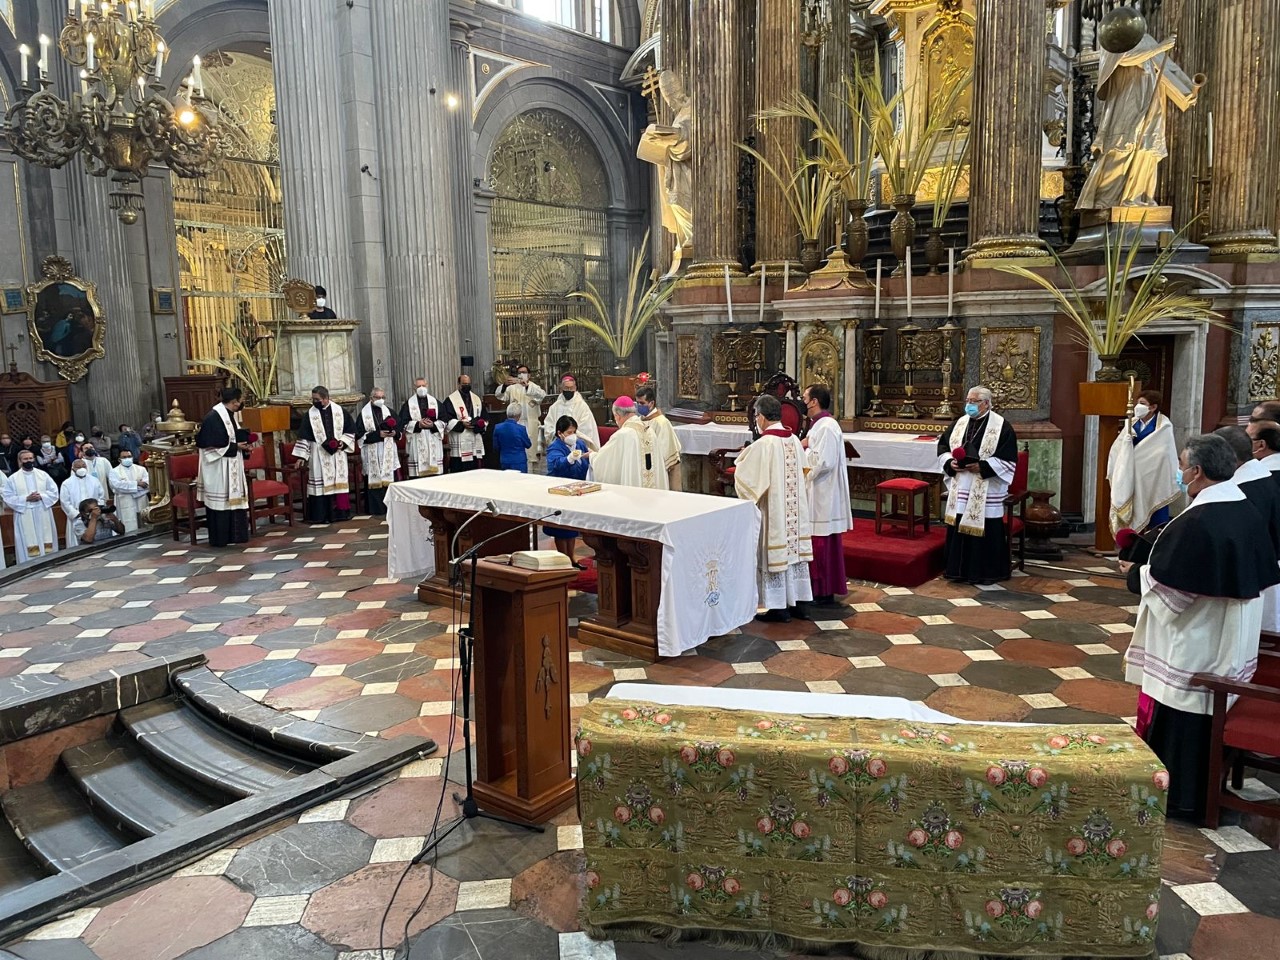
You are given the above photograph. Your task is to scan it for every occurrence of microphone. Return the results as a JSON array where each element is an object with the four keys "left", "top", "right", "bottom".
[
  {"left": 451, "top": 509, "right": 564, "bottom": 584},
  {"left": 450, "top": 499, "right": 499, "bottom": 564}
]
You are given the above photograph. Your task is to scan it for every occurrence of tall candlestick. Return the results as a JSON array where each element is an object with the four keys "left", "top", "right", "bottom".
[
  {"left": 1206, "top": 111, "right": 1214, "bottom": 167},
  {"left": 38, "top": 35, "right": 49, "bottom": 78},
  {"left": 874, "top": 259, "right": 882, "bottom": 318},
  {"left": 155, "top": 41, "right": 165, "bottom": 80},
  {"left": 758, "top": 264, "right": 766, "bottom": 326},
  {"left": 18, "top": 45, "right": 29, "bottom": 85},
  {"left": 723, "top": 264, "right": 735, "bottom": 327},
  {"left": 905, "top": 247, "right": 913, "bottom": 318},
  {"left": 192, "top": 55, "right": 204, "bottom": 97},
  {"left": 947, "top": 248, "right": 955, "bottom": 316},
  {"left": 86, "top": 33, "right": 96, "bottom": 71}
]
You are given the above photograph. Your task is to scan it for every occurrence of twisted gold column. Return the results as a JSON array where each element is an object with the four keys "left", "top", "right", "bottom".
[
  {"left": 966, "top": 0, "right": 1047, "bottom": 262},
  {"left": 1204, "top": 0, "right": 1280, "bottom": 258},
  {"left": 754, "top": 0, "right": 802, "bottom": 272}
]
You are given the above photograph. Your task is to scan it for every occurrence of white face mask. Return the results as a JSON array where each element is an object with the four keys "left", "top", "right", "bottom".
[
  {"left": 316, "top": 297, "right": 326, "bottom": 308},
  {"left": 154, "top": 416, "right": 162, "bottom": 423},
  {"left": 1133, "top": 403, "right": 1150, "bottom": 420},
  {"left": 375, "top": 398, "right": 386, "bottom": 407},
  {"left": 75, "top": 434, "right": 85, "bottom": 442},
  {"left": 563, "top": 433, "right": 576, "bottom": 444},
  {"left": 75, "top": 467, "right": 88, "bottom": 478},
  {"left": 416, "top": 387, "right": 429, "bottom": 398},
  {"left": 519, "top": 372, "right": 529, "bottom": 382}
]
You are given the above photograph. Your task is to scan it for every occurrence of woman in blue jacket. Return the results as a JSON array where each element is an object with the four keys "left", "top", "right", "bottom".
[
  {"left": 544, "top": 415, "right": 590, "bottom": 567},
  {"left": 493, "top": 403, "right": 532, "bottom": 472}
]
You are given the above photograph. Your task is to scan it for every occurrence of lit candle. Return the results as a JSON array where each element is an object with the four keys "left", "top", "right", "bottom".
[
  {"left": 873, "top": 259, "right": 882, "bottom": 319},
  {"left": 155, "top": 41, "right": 165, "bottom": 80},
  {"left": 38, "top": 34, "right": 49, "bottom": 79},
  {"left": 723, "top": 264, "right": 735, "bottom": 326},
  {"left": 80, "top": 69, "right": 89, "bottom": 97},
  {"left": 1206, "top": 111, "right": 1214, "bottom": 167},
  {"left": 192, "top": 55, "right": 204, "bottom": 97},
  {"left": 18, "top": 44, "right": 29, "bottom": 86},
  {"left": 68, "top": 0, "right": 76, "bottom": 14},
  {"left": 127, "top": 1, "right": 138, "bottom": 22},
  {"left": 758, "top": 264, "right": 766, "bottom": 326},
  {"left": 905, "top": 247, "right": 913, "bottom": 319},
  {"left": 947, "top": 247, "right": 955, "bottom": 316},
  {"left": 86, "top": 33, "right": 96, "bottom": 71}
]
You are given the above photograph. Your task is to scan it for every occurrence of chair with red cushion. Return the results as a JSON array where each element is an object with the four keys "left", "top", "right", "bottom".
[
  {"left": 597, "top": 425, "right": 618, "bottom": 447},
  {"left": 245, "top": 445, "right": 295, "bottom": 530},
  {"left": 1195, "top": 670, "right": 1280, "bottom": 827},
  {"left": 707, "top": 448, "right": 739, "bottom": 497},
  {"left": 167, "top": 452, "right": 204, "bottom": 545},
  {"left": 1003, "top": 447, "right": 1031, "bottom": 571},
  {"left": 875, "top": 477, "right": 931, "bottom": 539}
]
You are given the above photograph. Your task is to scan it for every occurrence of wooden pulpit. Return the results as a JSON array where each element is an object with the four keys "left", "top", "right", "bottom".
[
  {"left": 1079, "top": 380, "right": 1139, "bottom": 553},
  {"left": 468, "top": 558, "right": 579, "bottom": 825}
]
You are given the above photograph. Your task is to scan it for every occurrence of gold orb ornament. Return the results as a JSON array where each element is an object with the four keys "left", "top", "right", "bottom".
[{"left": 1097, "top": 6, "right": 1147, "bottom": 54}]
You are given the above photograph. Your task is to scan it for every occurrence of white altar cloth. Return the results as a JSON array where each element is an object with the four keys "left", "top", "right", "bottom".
[
  {"left": 386, "top": 471, "right": 761, "bottom": 657},
  {"left": 843, "top": 430, "right": 942, "bottom": 474},
  {"left": 672, "top": 422, "right": 752, "bottom": 457}
]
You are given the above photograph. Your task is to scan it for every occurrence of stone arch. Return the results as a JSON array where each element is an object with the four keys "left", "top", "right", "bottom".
[
  {"left": 614, "top": 0, "right": 642, "bottom": 48},
  {"left": 1081, "top": 264, "right": 1233, "bottom": 297},
  {"left": 156, "top": 0, "right": 270, "bottom": 99}
]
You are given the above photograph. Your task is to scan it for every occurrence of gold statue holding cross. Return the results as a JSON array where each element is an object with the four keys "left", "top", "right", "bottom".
[{"left": 637, "top": 66, "right": 694, "bottom": 276}]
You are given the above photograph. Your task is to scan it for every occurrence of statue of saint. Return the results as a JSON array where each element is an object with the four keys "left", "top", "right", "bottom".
[
  {"left": 637, "top": 69, "right": 693, "bottom": 275},
  {"left": 1078, "top": 32, "right": 1203, "bottom": 212}
]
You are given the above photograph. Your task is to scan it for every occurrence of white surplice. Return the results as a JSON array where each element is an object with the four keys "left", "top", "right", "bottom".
[
  {"left": 358, "top": 402, "right": 399, "bottom": 490},
  {"left": 59, "top": 474, "right": 105, "bottom": 548},
  {"left": 109, "top": 462, "right": 150, "bottom": 532},
  {"left": 733, "top": 428, "right": 814, "bottom": 609},
  {"left": 1107, "top": 412, "right": 1181, "bottom": 534},
  {"left": 2, "top": 468, "right": 59, "bottom": 563},
  {"left": 404, "top": 393, "right": 445, "bottom": 477},
  {"left": 496, "top": 379, "right": 547, "bottom": 462},
  {"left": 293, "top": 403, "right": 355, "bottom": 496},
  {"left": 197, "top": 403, "right": 249, "bottom": 513},
  {"left": 444, "top": 391, "right": 486, "bottom": 463},
  {"left": 543, "top": 391, "right": 600, "bottom": 451},
  {"left": 643, "top": 410, "right": 683, "bottom": 491},
  {"left": 84, "top": 455, "right": 112, "bottom": 495},
  {"left": 804, "top": 414, "right": 852, "bottom": 538},
  {"left": 1258, "top": 452, "right": 1280, "bottom": 632},
  {"left": 588, "top": 418, "right": 668, "bottom": 490}
]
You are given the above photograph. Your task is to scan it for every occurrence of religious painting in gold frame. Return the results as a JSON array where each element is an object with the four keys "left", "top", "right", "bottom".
[
  {"left": 800, "top": 323, "right": 842, "bottom": 417},
  {"left": 26, "top": 256, "right": 106, "bottom": 382}
]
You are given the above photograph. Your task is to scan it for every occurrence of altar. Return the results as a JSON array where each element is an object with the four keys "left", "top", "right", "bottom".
[{"left": 386, "top": 471, "right": 761, "bottom": 661}]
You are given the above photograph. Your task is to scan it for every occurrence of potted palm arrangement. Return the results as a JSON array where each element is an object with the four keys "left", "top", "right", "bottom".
[
  {"left": 737, "top": 142, "right": 840, "bottom": 274},
  {"left": 551, "top": 232, "right": 675, "bottom": 374},
  {"left": 927, "top": 124, "right": 970, "bottom": 274},
  {"left": 195, "top": 317, "right": 289, "bottom": 433}
]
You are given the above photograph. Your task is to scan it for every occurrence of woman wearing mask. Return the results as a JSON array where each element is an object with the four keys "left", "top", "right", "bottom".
[
  {"left": 36, "top": 436, "right": 67, "bottom": 485},
  {"left": 543, "top": 416, "right": 590, "bottom": 568}
]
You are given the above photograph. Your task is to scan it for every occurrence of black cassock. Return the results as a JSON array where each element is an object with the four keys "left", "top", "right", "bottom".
[
  {"left": 440, "top": 391, "right": 484, "bottom": 472},
  {"left": 194, "top": 408, "right": 250, "bottom": 548},
  {"left": 936, "top": 414, "right": 1018, "bottom": 584},
  {"left": 360, "top": 403, "right": 401, "bottom": 517},
  {"left": 298, "top": 403, "right": 356, "bottom": 523}
]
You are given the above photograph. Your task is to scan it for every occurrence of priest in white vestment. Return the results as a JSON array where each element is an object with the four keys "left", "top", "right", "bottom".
[
  {"left": 800, "top": 384, "right": 851, "bottom": 614},
  {"left": 1107, "top": 389, "right": 1180, "bottom": 535},
  {"left": 588, "top": 397, "right": 668, "bottom": 490},
  {"left": 1124, "top": 434, "right": 1280, "bottom": 820},
  {"left": 2, "top": 451, "right": 59, "bottom": 563},
  {"left": 543, "top": 375, "right": 599, "bottom": 451},
  {"left": 1246, "top": 419, "right": 1280, "bottom": 632},
  {"left": 109, "top": 451, "right": 150, "bottom": 532},
  {"left": 196, "top": 387, "right": 252, "bottom": 547},
  {"left": 358, "top": 387, "right": 400, "bottom": 516},
  {"left": 496, "top": 364, "right": 547, "bottom": 467},
  {"left": 733, "top": 394, "right": 813, "bottom": 623},
  {"left": 399, "top": 377, "right": 445, "bottom": 478},
  {"left": 78, "top": 438, "right": 112, "bottom": 496},
  {"left": 293, "top": 385, "right": 358, "bottom": 523},
  {"left": 60, "top": 460, "right": 106, "bottom": 549},
  {"left": 441, "top": 374, "right": 487, "bottom": 472},
  {"left": 636, "top": 383, "right": 682, "bottom": 491}
]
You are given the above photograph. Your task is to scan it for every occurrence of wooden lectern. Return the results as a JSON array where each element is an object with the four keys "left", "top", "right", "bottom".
[
  {"left": 468, "top": 558, "right": 579, "bottom": 825},
  {"left": 1079, "top": 380, "right": 1139, "bottom": 553}
]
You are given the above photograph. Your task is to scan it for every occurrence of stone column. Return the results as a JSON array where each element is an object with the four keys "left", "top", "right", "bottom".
[
  {"left": 269, "top": 0, "right": 355, "bottom": 312},
  {"left": 754, "top": 0, "right": 803, "bottom": 272},
  {"left": 449, "top": 14, "right": 486, "bottom": 383},
  {"left": 1152, "top": 0, "right": 1215, "bottom": 236},
  {"left": 685, "top": 0, "right": 746, "bottom": 279},
  {"left": 1204, "top": 0, "right": 1280, "bottom": 258},
  {"left": 966, "top": 0, "right": 1047, "bottom": 261},
  {"left": 370, "top": 0, "right": 463, "bottom": 394}
]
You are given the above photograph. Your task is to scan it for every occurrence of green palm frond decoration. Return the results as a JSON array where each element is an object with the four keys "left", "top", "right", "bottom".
[
  {"left": 756, "top": 91, "right": 872, "bottom": 201},
  {"left": 737, "top": 144, "right": 841, "bottom": 242},
  {"left": 550, "top": 232, "right": 673, "bottom": 361},
  {"left": 931, "top": 123, "right": 971, "bottom": 229},
  {"left": 195, "top": 319, "right": 282, "bottom": 405},
  {"left": 995, "top": 217, "right": 1230, "bottom": 363}
]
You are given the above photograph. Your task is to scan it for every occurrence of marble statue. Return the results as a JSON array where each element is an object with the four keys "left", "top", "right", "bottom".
[
  {"left": 637, "top": 69, "right": 694, "bottom": 275},
  {"left": 1078, "top": 32, "right": 1203, "bottom": 211}
]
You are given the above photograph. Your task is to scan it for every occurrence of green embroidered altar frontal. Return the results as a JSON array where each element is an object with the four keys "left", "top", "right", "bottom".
[{"left": 576, "top": 700, "right": 1168, "bottom": 958}]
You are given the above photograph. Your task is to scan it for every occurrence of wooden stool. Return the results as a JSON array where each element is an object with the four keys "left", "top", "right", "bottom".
[{"left": 875, "top": 477, "right": 931, "bottom": 539}]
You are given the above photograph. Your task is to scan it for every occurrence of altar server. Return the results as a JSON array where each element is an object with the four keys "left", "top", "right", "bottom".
[
  {"left": 937, "top": 385, "right": 1019, "bottom": 585},
  {"left": 358, "top": 387, "right": 400, "bottom": 517},
  {"left": 1108, "top": 388, "right": 1180, "bottom": 536},
  {"left": 733, "top": 394, "right": 813, "bottom": 623},
  {"left": 543, "top": 374, "right": 599, "bottom": 451},
  {"left": 78, "top": 439, "right": 112, "bottom": 494},
  {"left": 441, "top": 374, "right": 487, "bottom": 472},
  {"left": 195, "top": 387, "right": 252, "bottom": 547},
  {"left": 635, "top": 384, "right": 682, "bottom": 491},
  {"left": 293, "top": 385, "right": 357, "bottom": 523},
  {"left": 1124, "top": 434, "right": 1280, "bottom": 820},
  {"left": 400, "top": 377, "right": 445, "bottom": 478},
  {"left": 60, "top": 460, "right": 105, "bottom": 549},
  {"left": 496, "top": 364, "right": 546, "bottom": 467},
  {"left": 589, "top": 397, "right": 668, "bottom": 490},
  {"left": 800, "top": 384, "right": 851, "bottom": 614},
  {"left": 2, "top": 450, "right": 59, "bottom": 563},
  {"left": 109, "top": 448, "right": 150, "bottom": 532}
]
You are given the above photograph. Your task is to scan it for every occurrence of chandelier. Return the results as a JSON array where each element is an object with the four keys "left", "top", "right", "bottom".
[
  {"left": 6, "top": 0, "right": 227, "bottom": 225},
  {"left": 1081, "top": 0, "right": 1163, "bottom": 20}
]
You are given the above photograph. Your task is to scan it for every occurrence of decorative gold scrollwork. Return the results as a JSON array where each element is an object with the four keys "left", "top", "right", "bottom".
[
  {"left": 979, "top": 326, "right": 1040, "bottom": 411},
  {"left": 1248, "top": 325, "right": 1280, "bottom": 402}
]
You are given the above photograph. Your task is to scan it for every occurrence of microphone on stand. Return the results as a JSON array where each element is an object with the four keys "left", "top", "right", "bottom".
[
  {"left": 449, "top": 499, "right": 498, "bottom": 574},
  {"left": 454, "top": 509, "right": 563, "bottom": 579}
]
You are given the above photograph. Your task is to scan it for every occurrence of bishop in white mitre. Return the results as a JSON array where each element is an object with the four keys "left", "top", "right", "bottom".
[
  {"left": 60, "top": 460, "right": 106, "bottom": 549},
  {"left": 496, "top": 363, "right": 547, "bottom": 467},
  {"left": 399, "top": 377, "right": 445, "bottom": 478},
  {"left": 293, "top": 385, "right": 358, "bottom": 523},
  {"left": 800, "top": 384, "right": 851, "bottom": 613},
  {"left": 589, "top": 397, "right": 668, "bottom": 490},
  {"left": 2, "top": 450, "right": 59, "bottom": 564},
  {"left": 109, "top": 449, "right": 151, "bottom": 532},
  {"left": 733, "top": 394, "right": 813, "bottom": 622},
  {"left": 358, "top": 387, "right": 400, "bottom": 517},
  {"left": 543, "top": 374, "right": 600, "bottom": 451},
  {"left": 195, "top": 387, "right": 252, "bottom": 547}
]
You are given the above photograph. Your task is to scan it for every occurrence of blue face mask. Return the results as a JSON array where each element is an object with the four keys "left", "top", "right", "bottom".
[
  {"left": 636, "top": 403, "right": 651, "bottom": 417},
  {"left": 964, "top": 402, "right": 981, "bottom": 418},
  {"left": 1175, "top": 468, "right": 1189, "bottom": 494}
]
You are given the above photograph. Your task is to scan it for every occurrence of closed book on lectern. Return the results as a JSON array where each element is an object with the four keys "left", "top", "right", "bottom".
[{"left": 511, "top": 550, "right": 574, "bottom": 572}]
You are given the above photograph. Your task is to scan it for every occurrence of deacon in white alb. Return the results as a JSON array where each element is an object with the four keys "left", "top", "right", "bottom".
[
  {"left": 543, "top": 374, "right": 599, "bottom": 451},
  {"left": 733, "top": 393, "right": 813, "bottom": 623},
  {"left": 357, "top": 386, "right": 400, "bottom": 516},
  {"left": 2, "top": 450, "right": 59, "bottom": 564},
  {"left": 496, "top": 363, "right": 547, "bottom": 467},
  {"left": 78, "top": 437, "right": 112, "bottom": 493},
  {"left": 800, "top": 384, "right": 851, "bottom": 614},
  {"left": 588, "top": 397, "right": 668, "bottom": 490},
  {"left": 293, "top": 385, "right": 358, "bottom": 523},
  {"left": 195, "top": 386, "right": 252, "bottom": 547},
  {"left": 109, "top": 448, "right": 150, "bottom": 532},
  {"left": 1107, "top": 388, "right": 1180, "bottom": 536},
  {"left": 635, "top": 383, "right": 683, "bottom": 491},
  {"left": 59, "top": 459, "right": 106, "bottom": 549},
  {"left": 441, "top": 374, "right": 487, "bottom": 472},
  {"left": 399, "top": 377, "right": 445, "bottom": 478}
]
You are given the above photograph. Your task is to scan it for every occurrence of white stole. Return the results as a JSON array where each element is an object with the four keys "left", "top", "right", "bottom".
[
  {"left": 446, "top": 391, "right": 485, "bottom": 461},
  {"left": 8, "top": 470, "right": 56, "bottom": 557},
  {"left": 198, "top": 404, "right": 248, "bottom": 511},
  {"left": 360, "top": 403, "right": 399, "bottom": 487},
  {"left": 407, "top": 393, "right": 444, "bottom": 476},
  {"left": 945, "top": 412, "right": 1006, "bottom": 536},
  {"left": 294, "top": 404, "right": 352, "bottom": 495}
]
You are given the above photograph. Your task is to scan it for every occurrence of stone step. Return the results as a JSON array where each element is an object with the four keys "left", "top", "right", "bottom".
[
  {"left": 0, "top": 773, "right": 130, "bottom": 874},
  {"left": 121, "top": 698, "right": 313, "bottom": 799},
  {"left": 61, "top": 736, "right": 229, "bottom": 837},
  {"left": 0, "top": 821, "right": 46, "bottom": 897}
]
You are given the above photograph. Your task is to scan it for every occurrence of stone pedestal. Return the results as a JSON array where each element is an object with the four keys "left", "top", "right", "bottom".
[{"left": 271, "top": 317, "right": 363, "bottom": 409}]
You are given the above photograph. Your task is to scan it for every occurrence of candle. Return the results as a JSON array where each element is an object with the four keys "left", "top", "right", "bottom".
[
  {"left": 127, "top": 1, "right": 138, "bottom": 22},
  {"left": 758, "top": 264, "right": 766, "bottom": 326},
  {"left": 19, "top": 44, "right": 29, "bottom": 85},
  {"left": 155, "top": 41, "right": 165, "bottom": 80},
  {"left": 905, "top": 247, "right": 913, "bottom": 319},
  {"left": 1207, "top": 111, "right": 1214, "bottom": 167},
  {"left": 192, "top": 55, "right": 204, "bottom": 97},
  {"left": 873, "top": 259, "right": 882, "bottom": 318},
  {"left": 137, "top": 76, "right": 146, "bottom": 101},
  {"left": 68, "top": 0, "right": 76, "bottom": 14},
  {"left": 783, "top": 261, "right": 790, "bottom": 293},
  {"left": 80, "top": 69, "right": 89, "bottom": 97},
  {"left": 723, "top": 264, "right": 735, "bottom": 326},
  {"left": 947, "top": 248, "right": 955, "bottom": 316},
  {"left": 87, "top": 33, "right": 96, "bottom": 71},
  {"left": 38, "top": 34, "right": 49, "bottom": 78}
]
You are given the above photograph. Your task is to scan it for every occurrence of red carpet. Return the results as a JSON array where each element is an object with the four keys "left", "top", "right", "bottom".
[
  {"left": 570, "top": 556, "right": 598, "bottom": 594},
  {"left": 842, "top": 518, "right": 946, "bottom": 588}
]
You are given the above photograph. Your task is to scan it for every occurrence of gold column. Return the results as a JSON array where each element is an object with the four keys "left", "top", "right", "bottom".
[
  {"left": 685, "top": 0, "right": 747, "bottom": 280},
  {"left": 1152, "top": 0, "right": 1215, "bottom": 237},
  {"left": 966, "top": 0, "right": 1047, "bottom": 262},
  {"left": 754, "top": 0, "right": 803, "bottom": 272},
  {"left": 1204, "top": 0, "right": 1280, "bottom": 258}
]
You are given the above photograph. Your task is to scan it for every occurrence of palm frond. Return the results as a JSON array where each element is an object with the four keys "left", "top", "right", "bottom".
[{"left": 195, "top": 319, "right": 281, "bottom": 403}]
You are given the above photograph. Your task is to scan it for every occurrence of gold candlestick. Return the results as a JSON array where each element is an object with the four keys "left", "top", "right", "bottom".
[
  {"left": 897, "top": 322, "right": 921, "bottom": 419},
  {"left": 865, "top": 322, "right": 887, "bottom": 417},
  {"left": 931, "top": 318, "right": 962, "bottom": 419}
]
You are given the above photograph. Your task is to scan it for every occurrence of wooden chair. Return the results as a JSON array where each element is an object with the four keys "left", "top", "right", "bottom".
[
  {"left": 1194, "top": 667, "right": 1280, "bottom": 827},
  {"left": 279, "top": 440, "right": 308, "bottom": 512},
  {"left": 245, "top": 445, "right": 295, "bottom": 530},
  {"left": 168, "top": 452, "right": 204, "bottom": 545},
  {"left": 1003, "top": 447, "right": 1031, "bottom": 571}
]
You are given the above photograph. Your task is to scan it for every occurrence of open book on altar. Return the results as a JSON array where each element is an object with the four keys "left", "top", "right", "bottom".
[
  {"left": 549, "top": 481, "right": 601, "bottom": 497},
  {"left": 510, "top": 550, "right": 574, "bottom": 572}
]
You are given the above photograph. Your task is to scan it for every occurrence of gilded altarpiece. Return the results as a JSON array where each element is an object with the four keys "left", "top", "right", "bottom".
[
  {"left": 799, "top": 324, "right": 843, "bottom": 417},
  {"left": 979, "top": 326, "right": 1040, "bottom": 411},
  {"left": 676, "top": 334, "right": 700, "bottom": 401},
  {"left": 1248, "top": 323, "right": 1280, "bottom": 402}
]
